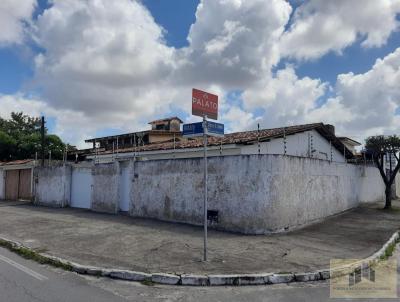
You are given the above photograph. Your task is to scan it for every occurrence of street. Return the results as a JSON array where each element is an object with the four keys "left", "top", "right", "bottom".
[
  {"left": 0, "top": 247, "right": 125, "bottom": 302},
  {"left": 1, "top": 245, "right": 400, "bottom": 302}
]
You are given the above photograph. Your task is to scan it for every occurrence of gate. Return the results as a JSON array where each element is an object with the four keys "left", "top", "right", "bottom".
[
  {"left": 5, "top": 169, "right": 32, "bottom": 201},
  {"left": 70, "top": 167, "right": 92, "bottom": 209},
  {"left": 119, "top": 165, "right": 130, "bottom": 212}
]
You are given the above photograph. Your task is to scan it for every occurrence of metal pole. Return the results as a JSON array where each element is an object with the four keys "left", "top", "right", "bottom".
[
  {"left": 41, "top": 116, "right": 45, "bottom": 167},
  {"left": 134, "top": 134, "right": 137, "bottom": 160},
  {"left": 283, "top": 127, "right": 287, "bottom": 155},
  {"left": 112, "top": 141, "right": 115, "bottom": 161},
  {"left": 173, "top": 133, "right": 176, "bottom": 159},
  {"left": 203, "top": 115, "right": 208, "bottom": 262},
  {"left": 116, "top": 137, "right": 119, "bottom": 156},
  {"left": 257, "top": 123, "right": 260, "bottom": 155}
]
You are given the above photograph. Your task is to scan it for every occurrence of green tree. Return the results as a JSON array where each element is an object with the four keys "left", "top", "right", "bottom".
[
  {"left": 0, "top": 112, "right": 69, "bottom": 161},
  {"left": 365, "top": 135, "right": 400, "bottom": 209},
  {"left": 0, "top": 130, "right": 16, "bottom": 160}
]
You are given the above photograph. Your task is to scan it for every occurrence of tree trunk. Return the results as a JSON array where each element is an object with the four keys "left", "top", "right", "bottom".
[{"left": 384, "top": 185, "right": 392, "bottom": 209}]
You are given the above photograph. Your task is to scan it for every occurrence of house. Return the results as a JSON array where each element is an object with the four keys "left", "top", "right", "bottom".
[
  {"left": 0, "top": 159, "right": 35, "bottom": 201},
  {"left": 338, "top": 137, "right": 361, "bottom": 155},
  {"left": 84, "top": 116, "right": 183, "bottom": 151},
  {"left": 79, "top": 119, "right": 354, "bottom": 164}
]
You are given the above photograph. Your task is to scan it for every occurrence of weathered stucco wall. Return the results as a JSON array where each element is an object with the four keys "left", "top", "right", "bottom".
[
  {"left": 33, "top": 165, "right": 71, "bottom": 207},
  {"left": 91, "top": 162, "right": 120, "bottom": 214},
  {"left": 30, "top": 155, "right": 386, "bottom": 234},
  {"left": 131, "top": 155, "right": 385, "bottom": 234},
  {"left": 242, "top": 129, "right": 345, "bottom": 162},
  {"left": 359, "top": 166, "right": 386, "bottom": 203},
  {"left": 0, "top": 169, "right": 5, "bottom": 200}
]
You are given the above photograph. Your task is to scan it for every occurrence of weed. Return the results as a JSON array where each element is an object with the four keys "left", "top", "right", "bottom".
[{"left": 0, "top": 239, "right": 73, "bottom": 271}]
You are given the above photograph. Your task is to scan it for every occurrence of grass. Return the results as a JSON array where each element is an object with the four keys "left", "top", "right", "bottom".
[
  {"left": 140, "top": 279, "right": 155, "bottom": 286},
  {"left": 379, "top": 237, "right": 400, "bottom": 260},
  {"left": 0, "top": 239, "right": 73, "bottom": 271}
]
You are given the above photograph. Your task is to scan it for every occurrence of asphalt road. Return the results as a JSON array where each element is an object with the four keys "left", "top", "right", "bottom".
[
  {"left": 1, "top": 246, "right": 400, "bottom": 302},
  {"left": 0, "top": 247, "right": 125, "bottom": 302}
]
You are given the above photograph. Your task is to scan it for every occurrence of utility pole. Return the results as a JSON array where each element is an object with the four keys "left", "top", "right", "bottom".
[{"left": 41, "top": 116, "right": 45, "bottom": 167}]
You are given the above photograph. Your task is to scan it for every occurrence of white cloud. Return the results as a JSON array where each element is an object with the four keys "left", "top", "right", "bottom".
[
  {"left": 2, "top": 0, "right": 400, "bottom": 148},
  {"left": 307, "top": 47, "right": 400, "bottom": 142},
  {"left": 22, "top": 0, "right": 293, "bottom": 144},
  {"left": 281, "top": 0, "right": 400, "bottom": 60},
  {"left": 243, "top": 66, "right": 327, "bottom": 127},
  {"left": 221, "top": 106, "right": 258, "bottom": 132},
  {"left": 0, "top": 94, "right": 98, "bottom": 148},
  {"left": 178, "top": 0, "right": 292, "bottom": 88},
  {"left": 32, "top": 0, "right": 175, "bottom": 114},
  {"left": 0, "top": 0, "right": 36, "bottom": 45}
]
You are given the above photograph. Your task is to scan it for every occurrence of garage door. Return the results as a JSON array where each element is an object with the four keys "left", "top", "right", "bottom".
[
  {"left": 5, "top": 170, "right": 19, "bottom": 200},
  {"left": 5, "top": 169, "right": 31, "bottom": 201},
  {"left": 18, "top": 169, "right": 32, "bottom": 200},
  {"left": 70, "top": 167, "right": 92, "bottom": 209}
]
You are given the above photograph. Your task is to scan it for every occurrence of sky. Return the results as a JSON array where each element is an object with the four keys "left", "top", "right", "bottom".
[{"left": 0, "top": 0, "right": 399, "bottom": 148}]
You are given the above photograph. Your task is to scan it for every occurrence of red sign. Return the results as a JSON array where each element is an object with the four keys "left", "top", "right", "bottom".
[{"left": 192, "top": 88, "right": 218, "bottom": 120}]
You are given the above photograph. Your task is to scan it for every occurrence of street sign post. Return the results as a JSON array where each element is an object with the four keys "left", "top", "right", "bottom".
[
  {"left": 190, "top": 88, "right": 219, "bottom": 262},
  {"left": 192, "top": 88, "right": 219, "bottom": 120}
]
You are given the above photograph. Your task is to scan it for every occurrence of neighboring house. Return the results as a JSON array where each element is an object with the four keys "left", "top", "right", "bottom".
[
  {"left": 77, "top": 120, "right": 354, "bottom": 163},
  {"left": 85, "top": 117, "right": 183, "bottom": 151},
  {"left": 338, "top": 137, "right": 361, "bottom": 155},
  {"left": 0, "top": 160, "right": 35, "bottom": 201}
]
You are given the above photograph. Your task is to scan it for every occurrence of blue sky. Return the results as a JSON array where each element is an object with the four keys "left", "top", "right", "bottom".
[{"left": 0, "top": 0, "right": 399, "bottom": 146}]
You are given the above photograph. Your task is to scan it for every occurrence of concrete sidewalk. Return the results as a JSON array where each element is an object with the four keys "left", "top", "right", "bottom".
[{"left": 0, "top": 201, "right": 399, "bottom": 275}]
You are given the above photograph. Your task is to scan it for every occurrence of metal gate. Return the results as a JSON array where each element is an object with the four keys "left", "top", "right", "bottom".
[
  {"left": 5, "top": 169, "right": 32, "bottom": 201},
  {"left": 70, "top": 167, "right": 92, "bottom": 209}
]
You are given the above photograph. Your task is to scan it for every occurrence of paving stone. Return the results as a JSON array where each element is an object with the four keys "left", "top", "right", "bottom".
[
  {"left": 85, "top": 266, "right": 103, "bottom": 276},
  {"left": 238, "top": 274, "right": 269, "bottom": 285},
  {"left": 70, "top": 263, "right": 88, "bottom": 274},
  {"left": 294, "top": 272, "right": 321, "bottom": 282},
  {"left": 110, "top": 269, "right": 151, "bottom": 281},
  {"left": 152, "top": 273, "right": 180, "bottom": 285},
  {"left": 318, "top": 270, "right": 330, "bottom": 280},
  {"left": 268, "top": 273, "right": 294, "bottom": 284},
  {"left": 181, "top": 274, "right": 209, "bottom": 286},
  {"left": 208, "top": 275, "right": 240, "bottom": 286}
]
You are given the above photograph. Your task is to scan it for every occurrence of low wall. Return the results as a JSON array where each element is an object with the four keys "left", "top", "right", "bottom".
[
  {"left": 132, "top": 155, "right": 385, "bottom": 234},
  {"left": 33, "top": 165, "right": 72, "bottom": 207},
  {"left": 359, "top": 166, "right": 386, "bottom": 203},
  {"left": 0, "top": 169, "right": 4, "bottom": 200},
  {"left": 91, "top": 162, "right": 120, "bottom": 214},
  {"left": 30, "top": 155, "right": 386, "bottom": 234}
]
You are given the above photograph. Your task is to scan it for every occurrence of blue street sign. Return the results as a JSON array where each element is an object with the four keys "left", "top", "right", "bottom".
[
  {"left": 183, "top": 121, "right": 224, "bottom": 137},
  {"left": 206, "top": 121, "right": 224, "bottom": 136}
]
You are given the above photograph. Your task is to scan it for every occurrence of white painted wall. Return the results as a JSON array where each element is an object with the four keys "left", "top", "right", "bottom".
[
  {"left": 91, "top": 162, "right": 120, "bottom": 214},
  {"left": 89, "top": 129, "right": 346, "bottom": 163},
  {"left": 131, "top": 154, "right": 385, "bottom": 234},
  {"left": 33, "top": 165, "right": 71, "bottom": 207},
  {"left": 395, "top": 172, "right": 400, "bottom": 198},
  {"left": 0, "top": 169, "right": 5, "bottom": 200},
  {"left": 30, "top": 155, "right": 385, "bottom": 234},
  {"left": 241, "top": 129, "right": 345, "bottom": 162}
]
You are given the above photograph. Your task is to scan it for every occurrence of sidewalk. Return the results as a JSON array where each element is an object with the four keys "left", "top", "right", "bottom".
[{"left": 0, "top": 201, "right": 399, "bottom": 275}]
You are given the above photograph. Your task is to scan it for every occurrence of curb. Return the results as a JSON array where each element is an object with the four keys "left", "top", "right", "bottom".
[{"left": 0, "top": 231, "right": 398, "bottom": 287}]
